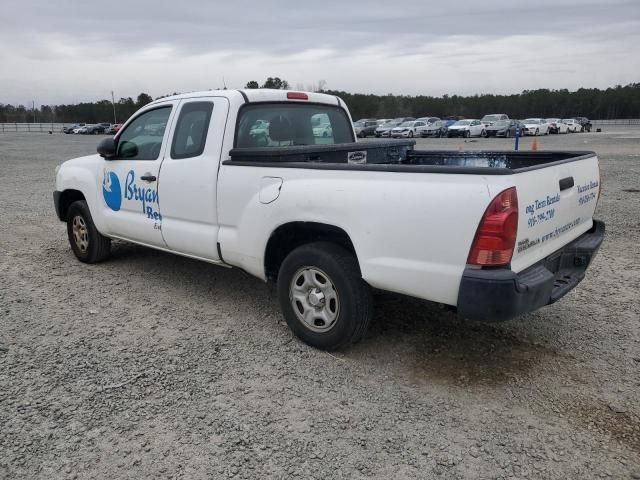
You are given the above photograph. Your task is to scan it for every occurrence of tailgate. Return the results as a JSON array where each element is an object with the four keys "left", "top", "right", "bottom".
[{"left": 506, "top": 154, "right": 600, "bottom": 273}]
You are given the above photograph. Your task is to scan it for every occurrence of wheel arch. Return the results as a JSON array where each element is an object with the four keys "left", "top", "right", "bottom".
[
  {"left": 264, "top": 222, "right": 358, "bottom": 281},
  {"left": 57, "top": 189, "right": 86, "bottom": 221}
]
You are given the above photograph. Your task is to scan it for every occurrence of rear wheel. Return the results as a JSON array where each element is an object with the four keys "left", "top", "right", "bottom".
[
  {"left": 535, "top": 128, "right": 539, "bottom": 136},
  {"left": 506, "top": 130, "right": 511, "bottom": 138},
  {"left": 481, "top": 129, "right": 487, "bottom": 138},
  {"left": 66, "top": 200, "right": 111, "bottom": 263},
  {"left": 277, "top": 242, "right": 373, "bottom": 351}
]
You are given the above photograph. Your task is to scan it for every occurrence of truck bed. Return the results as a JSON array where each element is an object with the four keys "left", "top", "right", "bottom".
[{"left": 227, "top": 139, "right": 595, "bottom": 175}]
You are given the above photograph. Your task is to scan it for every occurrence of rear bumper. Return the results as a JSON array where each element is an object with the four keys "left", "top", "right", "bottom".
[{"left": 457, "top": 220, "right": 605, "bottom": 322}]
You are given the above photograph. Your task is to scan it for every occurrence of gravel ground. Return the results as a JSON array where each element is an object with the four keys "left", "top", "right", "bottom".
[{"left": 1, "top": 129, "right": 639, "bottom": 479}]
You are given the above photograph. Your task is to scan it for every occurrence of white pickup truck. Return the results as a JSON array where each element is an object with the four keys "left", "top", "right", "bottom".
[{"left": 54, "top": 89, "right": 604, "bottom": 350}]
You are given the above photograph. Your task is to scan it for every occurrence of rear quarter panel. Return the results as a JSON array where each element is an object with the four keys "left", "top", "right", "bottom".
[{"left": 217, "top": 165, "right": 491, "bottom": 305}]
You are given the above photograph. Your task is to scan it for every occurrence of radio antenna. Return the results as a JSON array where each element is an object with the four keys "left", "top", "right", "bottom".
[{"left": 222, "top": 77, "right": 227, "bottom": 90}]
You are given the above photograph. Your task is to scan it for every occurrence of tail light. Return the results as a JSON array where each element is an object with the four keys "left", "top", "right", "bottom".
[{"left": 467, "top": 187, "right": 519, "bottom": 266}]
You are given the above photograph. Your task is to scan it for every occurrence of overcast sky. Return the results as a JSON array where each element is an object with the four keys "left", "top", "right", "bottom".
[{"left": 1, "top": 0, "right": 639, "bottom": 106}]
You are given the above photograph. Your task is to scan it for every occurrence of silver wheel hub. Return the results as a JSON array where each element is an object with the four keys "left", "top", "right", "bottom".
[
  {"left": 72, "top": 215, "right": 89, "bottom": 253},
  {"left": 290, "top": 267, "right": 339, "bottom": 333}
]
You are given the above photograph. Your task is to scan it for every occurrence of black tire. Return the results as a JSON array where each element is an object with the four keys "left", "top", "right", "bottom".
[
  {"left": 66, "top": 200, "right": 111, "bottom": 263},
  {"left": 277, "top": 242, "right": 373, "bottom": 351},
  {"left": 535, "top": 128, "right": 539, "bottom": 136},
  {"left": 408, "top": 130, "right": 414, "bottom": 138},
  {"left": 465, "top": 130, "right": 471, "bottom": 138},
  {"left": 481, "top": 129, "right": 487, "bottom": 138},
  {"left": 506, "top": 130, "right": 511, "bottom": 138}
]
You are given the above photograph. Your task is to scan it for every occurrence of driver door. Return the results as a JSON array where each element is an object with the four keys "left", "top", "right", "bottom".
[{"left": 99, "top": 101, "right": 178, "bottom": 247}]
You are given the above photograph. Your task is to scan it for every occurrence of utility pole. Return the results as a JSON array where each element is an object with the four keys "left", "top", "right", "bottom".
[
  {"left": 111, "top": 91, "right": 117, "bottom": 124},
  {"left": 32, "top": 100, "right": 36, "bottom": 123}
]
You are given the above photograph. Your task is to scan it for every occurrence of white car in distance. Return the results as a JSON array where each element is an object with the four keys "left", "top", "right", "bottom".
[
  {"left": 313, "top": 123, "right": 333, "bottom": 137},
  {"left": 522, "top": 118, "right": 550, "bottom": 136},
  {"left": 481, "top": 114, "right": 509, "bottom": 126},
  {"left": 390, "top": 120, "right": 427, "bottom": 138},
  {"left": 546, "top": 118, "right": 568, "bottom": 134},
  {"left": 562, "top": 119, "right": 582, "bottom": 133},
  {"left": 446, "top": 119, "right": 486, "bottom": 138}
]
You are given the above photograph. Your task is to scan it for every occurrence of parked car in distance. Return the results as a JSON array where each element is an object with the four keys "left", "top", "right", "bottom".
[
  {"left": 106, "top": 124, "right": 123, "bottom": 135},
  {"left": 377, "top": 119, "right": 393, "bottom": 125},
  {"left": 574, "top": 117, "right": 592, "bottom": 132},
  {"left": 481, "top": 114, "right": 509, "bottom": 126},
  {"left": 390, "top": 120, "right": 427, "bottom": 138},
  {"left": 485, "top": 119, "right": 520, "bottom": 138},
  {"left": 64, "top": 123, "right": 85, "bottom": 134},
  {"left": 447, "top": 119, "right": 486, "bottom": 138},
  {"left": 313, "top": 123, "right": 333, "bottom": 137},
  {"left": 522, "top": 118, "right": 550, "bottom": 136},
  {"left": 354, "top": 120, "right": 380, "bottom": 138},
  {"left": 85, "top": 124, "right": 107, "bottom": 135},
  {"left": 546, "top": 119, "right": 568, "bottom": 134},
  {"left": 375, "top": 121, "right": 401, "bottom": 138},
  {"left": 562, "top": 118, "right": 581, "bottom": 133},
  {"left": 249, "top": 119, "right": 270, "bottom": 138},
  {"left": 74, "top": 125, "right": 90, "bottom": 134},
  {"left": 417, "top": 120, "right": 448, "bottom": 138}
]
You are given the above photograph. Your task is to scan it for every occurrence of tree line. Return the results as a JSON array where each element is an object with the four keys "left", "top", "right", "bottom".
[
  {"left": 1, "top": 82, "right": 638, "bottom": 124},
  {"left": 0, "top": 93, "right": 153, "bottom": 124}
]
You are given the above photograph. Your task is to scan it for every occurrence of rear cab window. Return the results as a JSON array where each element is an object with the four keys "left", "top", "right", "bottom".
[{"left": 235, "top": 103, "right": 354, "bottom": 148}]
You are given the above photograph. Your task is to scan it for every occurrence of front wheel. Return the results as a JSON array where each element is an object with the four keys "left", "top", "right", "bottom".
[
  {"left": 66, "top": 200, "right": 111, "bottom": 263},
  {"left": 465, "top": 130, "right": 471, "bottom": 138},
  {"left": 481, "top": 129, "right": 487, "bottom": 138},
  {"left": 277, "top": 242, "right": 373, "bottom": 351},
  {"left": 408, "top": 131, "right": 414, "bottom": 138}
]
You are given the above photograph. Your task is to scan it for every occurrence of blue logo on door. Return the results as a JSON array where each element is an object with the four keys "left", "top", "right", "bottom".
[{"left": 102, "top": 170, "right": 122, "bottom": 211}]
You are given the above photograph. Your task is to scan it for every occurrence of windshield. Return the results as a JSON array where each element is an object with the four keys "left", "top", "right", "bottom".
[
  {"left": 524, "top": 119, "right": 540, "bottom": 124},
  {"left": 236, "top": 103, "right": 354, "bottom": 147},
  {"left": 453, "top": 120, "right": 471, "bottom": 126},
  {"left": 382, "top": 122, "right": 401, "bottom": 128},
  {"left": 398, "top": 121, "right": 413, "bottom": 127},
  {"left": 353, "top": 121, "right": 364, "bottom": 128},
  {"left": 493, "top": 120, "right": 510, "bottom": 127},
  {"left": 482, "top": 115, "right": 502, "bottom": 121}
]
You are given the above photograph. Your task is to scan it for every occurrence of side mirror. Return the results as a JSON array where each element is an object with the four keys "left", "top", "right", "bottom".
[{"left": 97, "top": 137, "right": 117, "bottom": 159}]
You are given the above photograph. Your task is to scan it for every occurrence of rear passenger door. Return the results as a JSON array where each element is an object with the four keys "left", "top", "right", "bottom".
[{"left": 158, "top": 97, "right": 230, "bottom": 261}]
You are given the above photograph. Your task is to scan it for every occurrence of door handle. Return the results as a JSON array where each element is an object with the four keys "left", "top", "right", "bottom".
[
  {"left": 559, "top": 176, "right": 574, "bottom": 191},
  {"left": 140, "top": 174, "right": 156, "bottom": 182}
]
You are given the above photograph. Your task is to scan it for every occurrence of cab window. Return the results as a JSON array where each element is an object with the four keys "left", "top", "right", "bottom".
[
  {"left": 116, "top": 106, "right": 172, "bottom": 160},
  {"left": 171, "top": 102, "right": 213, "bottom": 159},
  {"left": 235, "top": 103, "right": 354, "bottom": 148}
]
